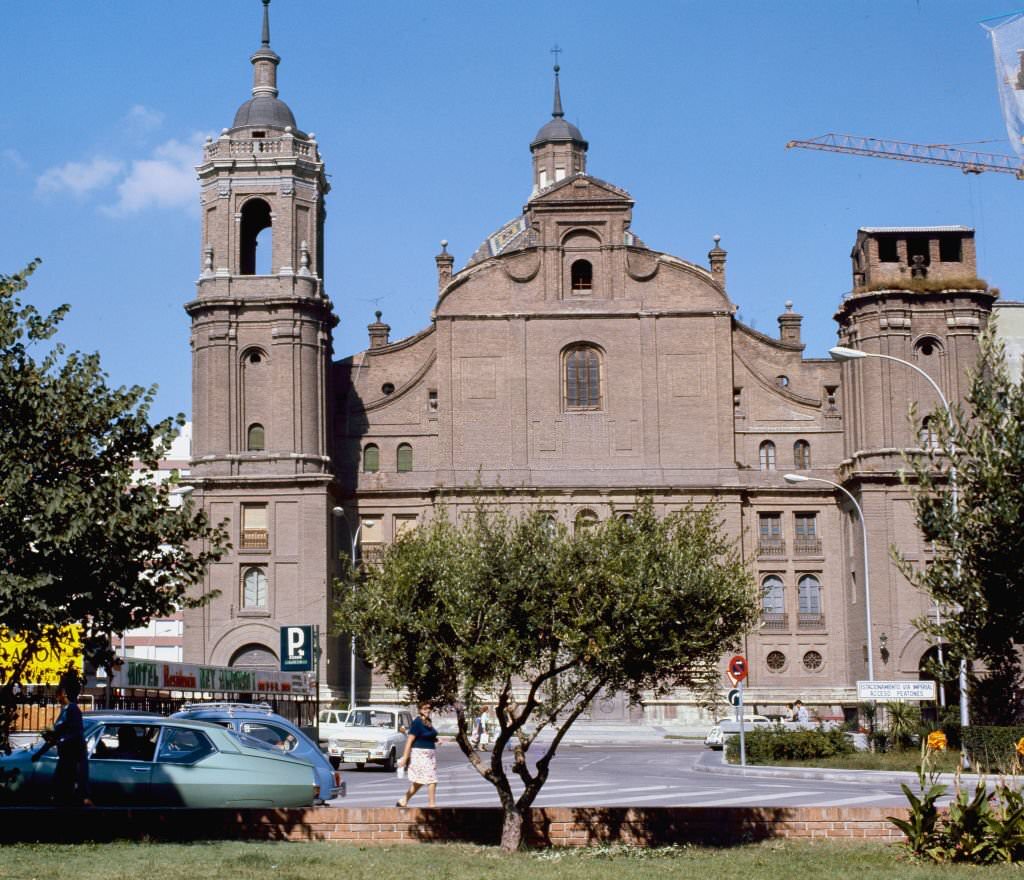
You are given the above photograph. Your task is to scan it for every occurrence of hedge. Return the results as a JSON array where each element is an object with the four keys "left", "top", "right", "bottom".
[
  {"left": 961, "top": 725, "right": 1024, "bottom": 772},
  {"left": 725, "top": 725, "right": 854, "bottom": 763}
]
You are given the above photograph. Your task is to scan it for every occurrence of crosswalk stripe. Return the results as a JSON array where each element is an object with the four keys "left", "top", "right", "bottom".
[{"left": 688, "top": 790, "right": 820, "bottom": 806}]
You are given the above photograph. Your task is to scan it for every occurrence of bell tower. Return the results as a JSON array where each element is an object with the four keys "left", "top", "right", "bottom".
[{"left": 184, "top": 0, "right": 339, "bottom": 683}]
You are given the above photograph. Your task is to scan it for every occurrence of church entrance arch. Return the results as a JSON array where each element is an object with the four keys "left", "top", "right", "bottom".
[
  {"left": 230, "top": 642, "right": 278, "bottom": 671},
  {"left": 919, "top": 645, "right": 959, "bottom": 710}
]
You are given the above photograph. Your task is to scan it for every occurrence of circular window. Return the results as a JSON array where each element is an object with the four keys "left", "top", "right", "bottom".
[
  {"left": 802, "top": 650, "right": 823, "bottom": 672},
  {"left": 775, "top": 375, "right": 789, "bottom": 388},
  {"left": 381, "top": 382, "right": 395, "bottom": 395},
  {"left": 766, "top": 651, "right": 786, "bottom": 671},
  {"left": 248, "top": 351, "right": 262, "bottom": 364}
]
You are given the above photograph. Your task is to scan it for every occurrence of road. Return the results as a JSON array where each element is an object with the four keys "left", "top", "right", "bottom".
[{"left": 328, "top": 742, "right": 915, "bottom": 808}]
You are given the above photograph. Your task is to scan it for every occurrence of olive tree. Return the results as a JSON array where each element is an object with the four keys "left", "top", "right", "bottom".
[
  {"left": 335, "top": 496, "right": 757, "bottom": 851},
  {"left": 0, "top": 261, "right": 229, "bottom": 746}
]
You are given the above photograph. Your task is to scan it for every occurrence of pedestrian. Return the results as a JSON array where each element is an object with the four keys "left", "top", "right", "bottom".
[
  {"left": 471, "top": 705, "right": 493, "bottom": 751},
  {"left": 32, "top": 671, "right": 91, "bottom": 806},
  {"left": 784, "top": 703, "right": 795, "bottom": 722},
  {"left": 795, "top": 699, "right": 810, "bottom": 723},
  {"left": 396, "top": 701, "right": 438, "bottom": 808}
]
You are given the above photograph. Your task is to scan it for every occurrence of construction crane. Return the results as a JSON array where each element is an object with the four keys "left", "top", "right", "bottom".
[{"left": 786, "top": 133, "right": 1024, "bottom": 179}]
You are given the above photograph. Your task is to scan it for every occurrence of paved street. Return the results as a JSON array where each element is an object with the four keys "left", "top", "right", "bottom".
[{"left": 328, "top": 742, "right": 916, "bottom": 808}]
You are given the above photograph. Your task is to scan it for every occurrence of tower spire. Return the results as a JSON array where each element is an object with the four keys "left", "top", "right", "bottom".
[
  {"left": 552, "top": 64, "right": 564, "bottom": 119},
  {"left": 250, "top": 0, "right": 280, "bottom": 100},
  {"left": 261, "top": 0, "right": 271, "bottom": 48}
]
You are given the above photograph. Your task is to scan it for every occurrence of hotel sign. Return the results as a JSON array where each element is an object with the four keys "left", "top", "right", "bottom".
[{"left": 122, "top": 658, "right": 314, "bottom": 696}]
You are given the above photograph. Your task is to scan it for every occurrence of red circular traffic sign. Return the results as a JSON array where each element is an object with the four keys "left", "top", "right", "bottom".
[{"left": 728, "top": 654, "right": 748, "bottom": 683}]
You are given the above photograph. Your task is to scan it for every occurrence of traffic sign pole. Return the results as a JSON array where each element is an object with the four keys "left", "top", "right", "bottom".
[{"left": 738, "top": 680, "right": 746, "bottom": 767}]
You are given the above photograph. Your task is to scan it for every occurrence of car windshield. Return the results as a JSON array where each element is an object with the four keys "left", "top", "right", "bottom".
[{"left": 345, "top": 710, "right": 394, "bottom": 729}]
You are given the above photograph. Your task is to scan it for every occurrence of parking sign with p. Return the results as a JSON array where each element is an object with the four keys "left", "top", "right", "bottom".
[{"left": 280, "top": 625, "right": 314, "bottom": 672}]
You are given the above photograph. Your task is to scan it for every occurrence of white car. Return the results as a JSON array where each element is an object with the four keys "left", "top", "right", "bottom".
[
  {"left": 317, "top": 708, "right": 349, "bottom": 747},
  {"left": 704, "top": 715, "right": 773, "bottom": 750},
  {"left": 327, "top": 705, "right": 412, "bottom": 770}
]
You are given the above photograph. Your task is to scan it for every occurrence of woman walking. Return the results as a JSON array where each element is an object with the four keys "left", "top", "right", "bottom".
[{"left": 397, "top": 701, "right": 438, "bottom": 808}]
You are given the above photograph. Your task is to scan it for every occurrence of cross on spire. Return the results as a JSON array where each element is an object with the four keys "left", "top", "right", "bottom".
[{"left": 550, "top": 44, "right": 562, "bottom": 66}]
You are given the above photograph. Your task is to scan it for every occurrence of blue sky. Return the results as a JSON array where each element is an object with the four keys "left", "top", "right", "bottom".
[{"left": 3, "top": 1, "right": 1022, "bottom": 421}]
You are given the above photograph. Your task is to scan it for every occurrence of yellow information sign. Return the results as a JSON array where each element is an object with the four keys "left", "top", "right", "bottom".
[{"left": 0, "top": 626, "right": 83, "bottom": 684}]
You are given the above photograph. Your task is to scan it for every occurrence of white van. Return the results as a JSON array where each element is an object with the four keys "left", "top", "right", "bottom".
[{"left": 703, "top": 715, "right": 773, "bottom": 749}]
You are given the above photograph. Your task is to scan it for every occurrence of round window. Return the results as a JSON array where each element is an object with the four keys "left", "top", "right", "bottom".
[
  {"left": 802, "top": 650, "right": 823, "bottom": 671},
  {"left": 766, "top": 651, "right": 786, "bottom": 672},
  {"left": 381, "top": 382, "right": 395, "bottom": 395}
]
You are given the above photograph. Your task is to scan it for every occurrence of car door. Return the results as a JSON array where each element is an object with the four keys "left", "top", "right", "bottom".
[
  {"left": 88, "top": 723, "right": 157, "bottom": 805},
  {"left": 148, "top": 725, "right": 220, "bottom": 807}
]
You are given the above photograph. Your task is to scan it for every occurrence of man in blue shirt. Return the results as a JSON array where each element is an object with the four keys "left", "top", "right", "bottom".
[{"left": 33, "top": 671, "right": 91, "bottom": 805}]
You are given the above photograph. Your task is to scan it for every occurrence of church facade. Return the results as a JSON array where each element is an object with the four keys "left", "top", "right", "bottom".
[{"left": 183, "top": 3, "right": 998, "bottom": 720}]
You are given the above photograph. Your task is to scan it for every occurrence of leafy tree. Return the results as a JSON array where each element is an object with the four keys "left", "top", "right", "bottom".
[
  {"left": 334, "top": 496, "right": 756, "bottom": 851},
  {"left": 896, "top": 329, "right": 1024, "bottom": 723},
  {"left": 0, "top": 261, "right": 229, "bottom": 746}
]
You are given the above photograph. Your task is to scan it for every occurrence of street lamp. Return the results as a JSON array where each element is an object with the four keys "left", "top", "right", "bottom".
[
  {"left": 830, "top": 344, "right": 969, "bottom": 727},
  {"left": 784, "top": 473, "right": 874, "bottom": 683},
  {"left": 332, "top": 507, "right": 375, "bottom": 710}
]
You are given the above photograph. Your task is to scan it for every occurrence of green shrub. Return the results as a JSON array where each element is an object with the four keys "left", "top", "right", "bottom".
[
  {"left": 726, "top": 725, "right": 854, "bottom": 763},
  {"left": 961, "top": 726, "right": 1024, "bottom": 773}
]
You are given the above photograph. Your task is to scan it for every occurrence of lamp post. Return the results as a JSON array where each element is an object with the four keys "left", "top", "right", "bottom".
[
  {"left": 332, "top": 507, "right": 376, "bottom": 710},
  {"left": 784, "top": 473, "right": 874, "bottom": 684},
  {"left": 829, "top": 344, "right": 969, "bottom": 727}
]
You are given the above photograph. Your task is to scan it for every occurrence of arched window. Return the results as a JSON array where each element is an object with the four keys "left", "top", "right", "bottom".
[
  {"left": 564, "top": 345, "right": 602, "bottom": 410},
  {"left": 247, "top": 423, "right": 265, "bottom": 451},
  {"left": 798, "top": 574, "right": 822, "bottom": 617},
  {"left": 761, "top": 575, "right": 785, "bottom": 616},
  {"left": 759, "top": 440, "right": 776, "bottom": 471},
  {"left": 239, "top": 198, "right": 272, "bottom": 275},
  {"left": 793, "top": 440, "right": 811, "bottom": 469},
  {"left": 915, "top": 336, "right": 942, "bottom": 358},
  {"left": 919, "top": 417, "right": 939, "bottom": 451},
  {"left": 242, "top": 567, "right": 268, "bottom": 609},
  {"left": 362, "top": 443, "right": 380, "bottom": 473},
  {"left": 396, "top": 443, "right": 413, "bottom": 473},
  {"left": 570, "top": 259, "right": 593, "bottom": 291},
  {"left": 575, "top": 509, "right": 598, "bottom": 532}
]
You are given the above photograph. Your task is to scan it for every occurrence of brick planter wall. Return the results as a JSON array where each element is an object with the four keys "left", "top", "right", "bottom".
[{"left": 0, "top": 806, "right": 908, "bottom": 846}]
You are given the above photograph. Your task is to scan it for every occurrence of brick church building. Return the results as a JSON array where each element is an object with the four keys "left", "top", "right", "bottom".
[{"left": 183, "top": 2, "right": 998, "bottom": 721}]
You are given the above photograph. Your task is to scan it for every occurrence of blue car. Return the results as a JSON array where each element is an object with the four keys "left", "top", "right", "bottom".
[{"left": 172, "top": 702, "right": 344, "bottom": 803}]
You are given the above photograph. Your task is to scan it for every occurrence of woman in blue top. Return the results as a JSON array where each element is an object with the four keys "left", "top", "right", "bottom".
[{"left": 397, "top": 701, "right": 438, "bottom": 807}]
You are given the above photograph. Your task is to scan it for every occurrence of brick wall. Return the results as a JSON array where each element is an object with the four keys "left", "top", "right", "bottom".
[{"left": 0, "top": 806, "right": 908, "bottom": 846}]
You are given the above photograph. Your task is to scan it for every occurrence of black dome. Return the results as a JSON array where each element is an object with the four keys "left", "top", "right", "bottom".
[
  {"left": 531, "top": 117, "right": 587, "bottom": 149},
  {"left": 232, "top": 95, "right": 297, "bottom": 131}
]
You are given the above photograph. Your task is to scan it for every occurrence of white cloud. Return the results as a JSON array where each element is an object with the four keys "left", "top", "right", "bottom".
[
  {"left": 102, "top": 135, "right": 205, "bottom": 216},
  {"left": 36, "top": 157, "right": 124, "bottom": 197},
  {"left": 122, "top": 104, "right": 165, "bottom": 135},
  {"left": 2, "top": 148, "right": 28, "bottom": 172}
]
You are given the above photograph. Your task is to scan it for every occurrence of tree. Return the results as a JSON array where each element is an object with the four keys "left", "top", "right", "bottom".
[
  {"left": 0, "top": 261, "right": 229, "bottom": 745},
  {"left": 334, "top": 496, "right": 757, "bottom": 851},
  {"left": 897, "top": 329, "right": 1024, "bottom": 723}
]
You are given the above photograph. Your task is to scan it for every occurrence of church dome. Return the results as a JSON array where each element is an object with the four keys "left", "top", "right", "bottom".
[
  {"left": 531, "top": 116, "right": 586, "bottom": 149},
  {"left": 232, "top": 95, "right": 297, "bottom": 131}
]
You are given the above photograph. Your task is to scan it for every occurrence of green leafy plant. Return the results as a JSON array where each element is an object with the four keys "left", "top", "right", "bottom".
[{"left": 726, "top": 726, "right": 853, "bottom": 763}]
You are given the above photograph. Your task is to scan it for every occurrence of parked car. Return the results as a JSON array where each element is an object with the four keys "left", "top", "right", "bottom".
[
  {"left": 0, "top": 715, "right": 318, "bottom": 807},
  {"left": 327, "top": 705, "right": 412, "bottom": 770},
  {"left": 172, "top": 702, "right": 344, "bottom": 803},
  {"left": 317, "top": 707, "right": 350, "bottom": 747},
  {"left": 704, "top": 715, "right": 773, "bottom": 750}
]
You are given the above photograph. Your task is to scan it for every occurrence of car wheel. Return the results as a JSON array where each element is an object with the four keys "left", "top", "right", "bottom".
[
  {"left": 354, "top": 762, "right": 365, "bottom": 770},
  {"left": 383, "top": 749, "right": 396, "bottom": 772}
]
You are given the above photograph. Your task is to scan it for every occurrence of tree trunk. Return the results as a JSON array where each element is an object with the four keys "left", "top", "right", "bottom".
[{"left": 500, "top": 805, "right": 526, "bottom": 852}]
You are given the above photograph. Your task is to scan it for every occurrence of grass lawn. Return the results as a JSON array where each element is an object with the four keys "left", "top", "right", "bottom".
[
  {"left": 730, "top": 749, "right": 963, "bottom": 773},
  {"left": 1, "top": 841, "right": 1022, "bottom": 880}
]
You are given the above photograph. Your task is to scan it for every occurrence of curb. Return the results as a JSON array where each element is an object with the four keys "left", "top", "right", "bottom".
[{"left": 692, "top": 749, "right": 985, "bottom": 787}]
